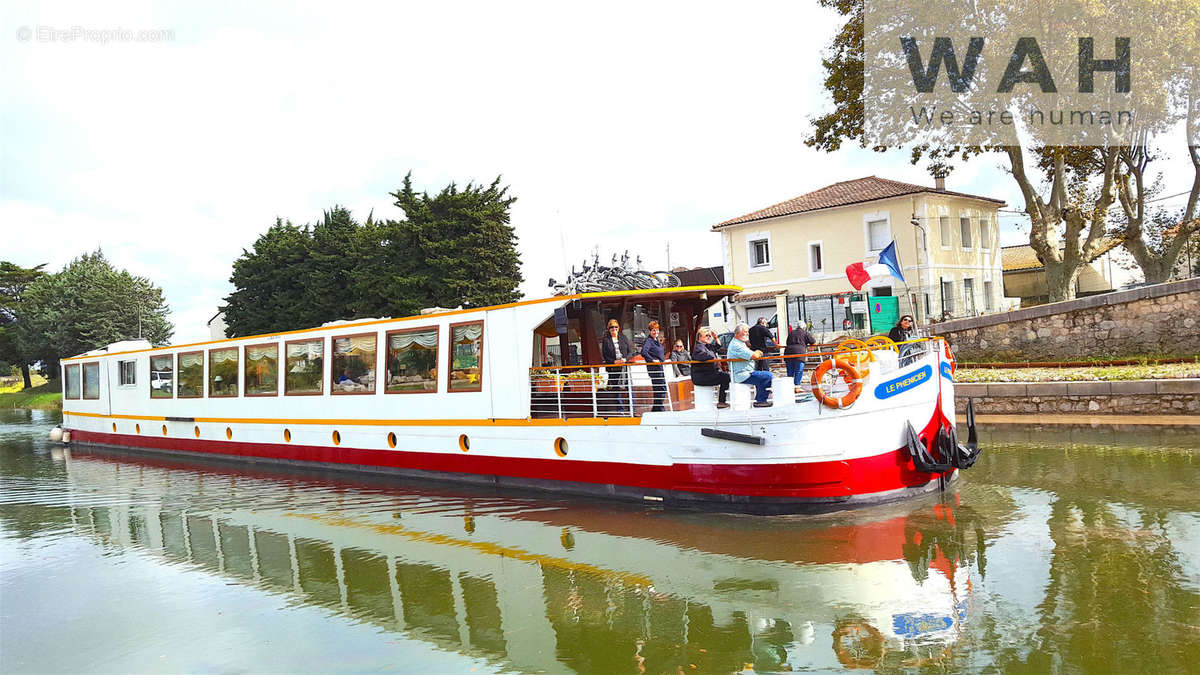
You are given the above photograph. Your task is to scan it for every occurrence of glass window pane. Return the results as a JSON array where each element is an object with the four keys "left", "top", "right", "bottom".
[
  {"left": 209, "top": 347, "right": 239, "bottom": 397},
  {"left": 960, "top": 217, "right": 973, "bottom": 247},
  {"left": 177, "top": 352, "right": 204, "bottom": 398},
  {"left": 285, "top": 339, "right": 324, "bottom": 395},
  {"left": 119, "top": 360, "right": 136, "bottom": 386},
  {"left": 868, "top": 220, "right": 889, "bottom": 250},
  {"left": 332, "top": 334, "right": 377, "bottom": 394},
  {"left": 150, "top": 355, "right": 173, "bottom": 398},
  {"left": 449, "top": 323, "right": 484, "bottom": 392},
  {"left": 64, "top": 364, "right": 81, "bottom": 399},
  {"left": 82, "top": 363, "right": 100, "bottom": 399},
  {"left": 940, "top": 216, "right": 952, "bottom": 246},
  {"left": 244, "top": 344, "right": 278, "bottom": 396},
  {"left": 387, "top": 328, "right": 439, "bottom": 393}
]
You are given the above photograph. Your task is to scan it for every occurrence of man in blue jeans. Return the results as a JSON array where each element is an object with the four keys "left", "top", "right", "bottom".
[{"left": 728, "top": 323, "right": 773, "bottom": 407}]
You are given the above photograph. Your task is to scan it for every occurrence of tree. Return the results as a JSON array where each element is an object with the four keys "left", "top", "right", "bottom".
[
  {"left": 14, "top": 251, "right": 172, "bottom": 374},
  {"left": 807, "top": 0, "right": 1199, "bottom": 302},
  {"left": 222, "top": 174, "right": 522, "bottom": 337},
  {"left": 0, "top": 261, "right": 47, "bottom": 388}
]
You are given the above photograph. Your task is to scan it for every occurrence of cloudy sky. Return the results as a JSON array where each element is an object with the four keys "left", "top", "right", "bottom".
[{"left": 3, "top": 1, "right": 1191, "bottom": 343}]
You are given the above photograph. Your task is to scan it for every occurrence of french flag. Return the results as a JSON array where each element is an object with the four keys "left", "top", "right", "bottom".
[{"left": 846, "top": 240, "right": 905, "bottom": 290}]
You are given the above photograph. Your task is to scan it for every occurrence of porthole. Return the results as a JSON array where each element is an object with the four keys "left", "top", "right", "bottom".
[
  {"left": 194, "top": 426, "right": 200, "bottom": 438},
  {"left": 225, "top": 427, "right": 232, "bottom": 440},
  {"left": 554, "top": 437, "right": 569, "bottom": 457},
  {"left": 135, "top": 423, "right": 141, "bottom": 434},
  {"left": 161, "top": 424, "right": 167, "bottom": 436},
  {"left": 387, "top": 432, "right": 397, "bottom": 449},
  {"left": 284, "top": 429, "right": 292, "bottom": 443},
  {"left": 458, "top": 434, "right": 470, "bottom": 452},
  {"left": 332, "top": 430, "right": 341, "bottom": 446},
  {"left": 111, "top": 423, "right": 117, "bottom": 433}
]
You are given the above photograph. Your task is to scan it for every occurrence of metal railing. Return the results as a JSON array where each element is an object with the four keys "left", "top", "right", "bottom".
[{"left": 528, "top": 337, "right": 942, "bottom": 418}]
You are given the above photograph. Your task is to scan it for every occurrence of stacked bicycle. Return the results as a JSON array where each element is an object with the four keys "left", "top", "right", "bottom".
[{"left": 549, "top": 251, "right": 682, "bottom": 295}]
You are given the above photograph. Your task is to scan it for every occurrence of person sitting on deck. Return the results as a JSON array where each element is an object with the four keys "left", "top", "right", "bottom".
[
  {"left": 729, "top": 323, "right": 772, "bottom": 407},
  {"left": 690, "top": 328, "right": 729, "bottom": 409},
  {"left": 668, "top": 339, "right": 690, "bottom": 378}
]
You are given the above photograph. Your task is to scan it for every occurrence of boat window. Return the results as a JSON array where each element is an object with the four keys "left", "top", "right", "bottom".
[
  {"left": 177, "top": 351, "right": 204, "bottom": 398},
  {"left": 82, "top": 362, "right": 101, "bottom": 399},
  {"left": 449, "top": 321, "right": 484, "bottom": 392},
  {"left": 285, "top": 338, "right": 324, "bottom": 395},
  {"left": 332, "top": 333, "right": 377, "bottom": 395},
  {"left": 244, "top": 343, "right": 279, "bottom": 396},
  {"left": 150, "top": 354, "right": 173, "bottom": 398},
  {"left": 386, "top": 327, "right": 439, "bottom": 394},
  {"left": 208, "top": 347, "right": 239, "bottom": 397},
  {"left": 64, "top": 363, "right": 81, "bottom": 399},
  {"left": 118, "top": 360, "right": 136, "bottom": 386}
]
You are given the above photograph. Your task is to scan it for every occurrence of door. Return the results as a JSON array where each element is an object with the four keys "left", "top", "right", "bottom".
[{"left": 867, "top": 296, "right": 900, "bottom": 334}]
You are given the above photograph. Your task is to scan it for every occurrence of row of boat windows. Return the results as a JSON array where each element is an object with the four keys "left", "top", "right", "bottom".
[{"left": 61, "top": 322, "right": 485, "bottom": 399}]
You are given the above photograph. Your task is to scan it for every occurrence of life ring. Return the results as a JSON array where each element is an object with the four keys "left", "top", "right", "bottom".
[
  {"left": 810, "top": 359, "right": 863, "bottom": 409},
  {"left": 864, "top": 335, "right": 898, "bottom": 353},
  {"left": 831, "top": 619, "right": 885, "bottom": 669},
  {"left": 834, "top": 338, "right": 872, "bottom": 373},
  {"left": 944, "top": 341, "right": 956, "bottom": 374}
]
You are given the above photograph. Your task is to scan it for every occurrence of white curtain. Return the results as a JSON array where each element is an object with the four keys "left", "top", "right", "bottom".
[
  {"left": 288, "top": 340, "right": 323, "bottom": 360},
  {"left": 151, "top": 356, "right": 173, "bottom": 372},
  {"left": 179, "top": 352, "right": 203, "bottom": 368},
  {"left": 335, "top": 335, "right": 376, "bottom": 355},
  {"left": 210, "top": 348, "right": 238, "bottom": 364},
  {"left": 390, "top": 329, "right": 438, "bottom": 350},
  {"left": 246, "top": 345, "right": 277, "bottom": 362},
  {"left": 453, "top": 323, "right": 483, "bottom": 343}
]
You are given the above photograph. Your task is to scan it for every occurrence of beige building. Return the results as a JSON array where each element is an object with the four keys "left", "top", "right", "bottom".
[
  {"left": 1001, "top": 240, "right": 1121, "bottom": 306},
  {"left": 713, "top": 176, "right": 1006, "bottom": 328}
]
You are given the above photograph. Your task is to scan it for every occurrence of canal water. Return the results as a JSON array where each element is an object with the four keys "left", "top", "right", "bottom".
[{"left": 2, "top": 409, "right": 1197, "bottom": 673}]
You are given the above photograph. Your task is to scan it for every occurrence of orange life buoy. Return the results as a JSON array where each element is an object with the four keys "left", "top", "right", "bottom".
[
  {"left": 810, "top": 359, "right": 863, "bottom": 409},
  {"left": 831, "top": 619, "right": 885, "bottom": 669},
  {"left": 944, "top": 341, "right": 956, "bottom": 374}
]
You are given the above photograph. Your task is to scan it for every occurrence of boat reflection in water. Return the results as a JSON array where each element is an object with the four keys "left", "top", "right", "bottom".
[{"left": 60, "top": 448, "right": 991, "bottom": 672}]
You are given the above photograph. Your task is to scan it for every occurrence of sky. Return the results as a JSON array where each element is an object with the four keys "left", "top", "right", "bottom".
[{"left": 3, "top": 1, "right": 1194, "bottom": 344}]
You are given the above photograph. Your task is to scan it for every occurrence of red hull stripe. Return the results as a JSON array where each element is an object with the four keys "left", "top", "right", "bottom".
[{"left": 68, "top": 430, "right": 938, "bottom": 499}]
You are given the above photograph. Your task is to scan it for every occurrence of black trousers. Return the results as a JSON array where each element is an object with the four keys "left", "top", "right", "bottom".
[
  {"left": 691, "top": 370, "right": 730, "bottom": 403},
  {"left": 648, "top": 366, "right": 666, "bottom": 411}
]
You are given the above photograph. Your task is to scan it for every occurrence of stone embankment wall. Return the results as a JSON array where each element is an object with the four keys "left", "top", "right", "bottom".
[
  {"left": 955, "top": 379, "right": 1200, "bottom": 415},
  {"left": 932, "top": 278, "right": 1200, "bottom": 362}
]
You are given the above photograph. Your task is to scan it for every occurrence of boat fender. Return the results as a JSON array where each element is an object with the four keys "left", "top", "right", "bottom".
[
  {"left": 49, "top": 426, "right": 64, "bottom": 442},
  {"left": 810, "top": 359, "right": 863, "bottom": 409},
  {"left": 701, "top": 428, "right": 765, "bottom": 445},
  {"left": 61, "top": 431, "right": 71, "bottom": 444}
]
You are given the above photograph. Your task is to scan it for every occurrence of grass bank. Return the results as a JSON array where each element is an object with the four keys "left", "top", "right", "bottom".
[
  {"left": 0, "top": 375, "right": 62, "bottom": 409},
  {"left": 955, "top": 362, "right": 1200, "bottom": 383}
]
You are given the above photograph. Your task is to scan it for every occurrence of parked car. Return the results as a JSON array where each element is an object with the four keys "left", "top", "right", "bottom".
[{"left": 150, "top": 371, "right": 173, "bottom": 391}]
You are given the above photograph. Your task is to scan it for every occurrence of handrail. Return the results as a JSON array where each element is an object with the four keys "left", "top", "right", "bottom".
[{"left": 529, "top": 337, "right": 942, "bottom": 372}]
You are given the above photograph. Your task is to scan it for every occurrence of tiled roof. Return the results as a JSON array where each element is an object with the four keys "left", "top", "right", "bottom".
[
  {"left": 713, "top": 176, "right": 1005, "bottom": 230},
  {"left": 732, "top": 289, "right": 788, "bottom": 304},
  {"left": 1001, "top": 239, "right": 1121, "bottom": 272}
]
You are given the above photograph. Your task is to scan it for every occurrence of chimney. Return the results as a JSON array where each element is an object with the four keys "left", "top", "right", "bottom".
[{"left": 935, "top": 177, "right": 946, "bottom": 191}]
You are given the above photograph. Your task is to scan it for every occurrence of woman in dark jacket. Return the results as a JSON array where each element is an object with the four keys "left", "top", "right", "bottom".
[
  {"left": 690, "top": 327, "right": 730, "bottom": 408},
  {"left": 785, "top": 324, "right": 817, "bottom": 388},
  {"left": 601, "top": 318, "right": 633, "bottom": 413},
  {"left": 640, "top": 321, "right": 667, "bottom": 411},
  {"left": 888, "top": 315, "right": 914, "bottom": 343}
]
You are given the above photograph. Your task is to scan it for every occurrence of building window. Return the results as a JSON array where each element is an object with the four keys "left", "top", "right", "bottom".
[
  {"left": 808, "top": 243, "right": 823, "bottom": 275},
  {"left": 923, "top": 293, "right": 932, "bottom": 317},
  {"left": 150, "top": 354, "right": 173, "bottom": 398},
  {"left": 208, "top": 347, "right": 239, "bottom": 397},
  {"left": 750, "top": 239, "right": 770, "bottom": 268},
  {"left": 941, "top": 279, "right": 955, "bottom": 315},
  {"left": 82, "top": 363, "right": 101, "bottom": 399},
  {"left": 979, "top": 216, "right": 991, "bottom": 250},
  {"left": 867, "top": 219, "right": 890, "bottom": 251},
  {"left": 449, "top": 321, "right": 484, "bottom": 392},
  {"left": 960, "top": 216, "right": 973, "bottom": 248},
  {"left": 118, "top": 360, "right": 136, "bottom": 386},
  {"left": 963, "top": 278, "right": 976, "bottom": 315},
  {"left": 177, "top": 351, "right": 204, "bottom": 398},
  {"left": 940, "top": 216, "right": 952, "bottom": 247},
  {"left": 244, "top": 343, "right": 279, "bottom": 396},
  {"left": 984, "top": 280, "right": 995, "bottom": 311},
  {"left": 387, "top": 327, "right": 439, "bottom": 393},
  {"left": 64, "top": 364, "right": 81, "bottom": 399},
  {"left": 285, "top": 338, "right": 324, "bottom": 395},
  {"left": 332, "top": 333, "right": 377, "bottom": 394}
]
